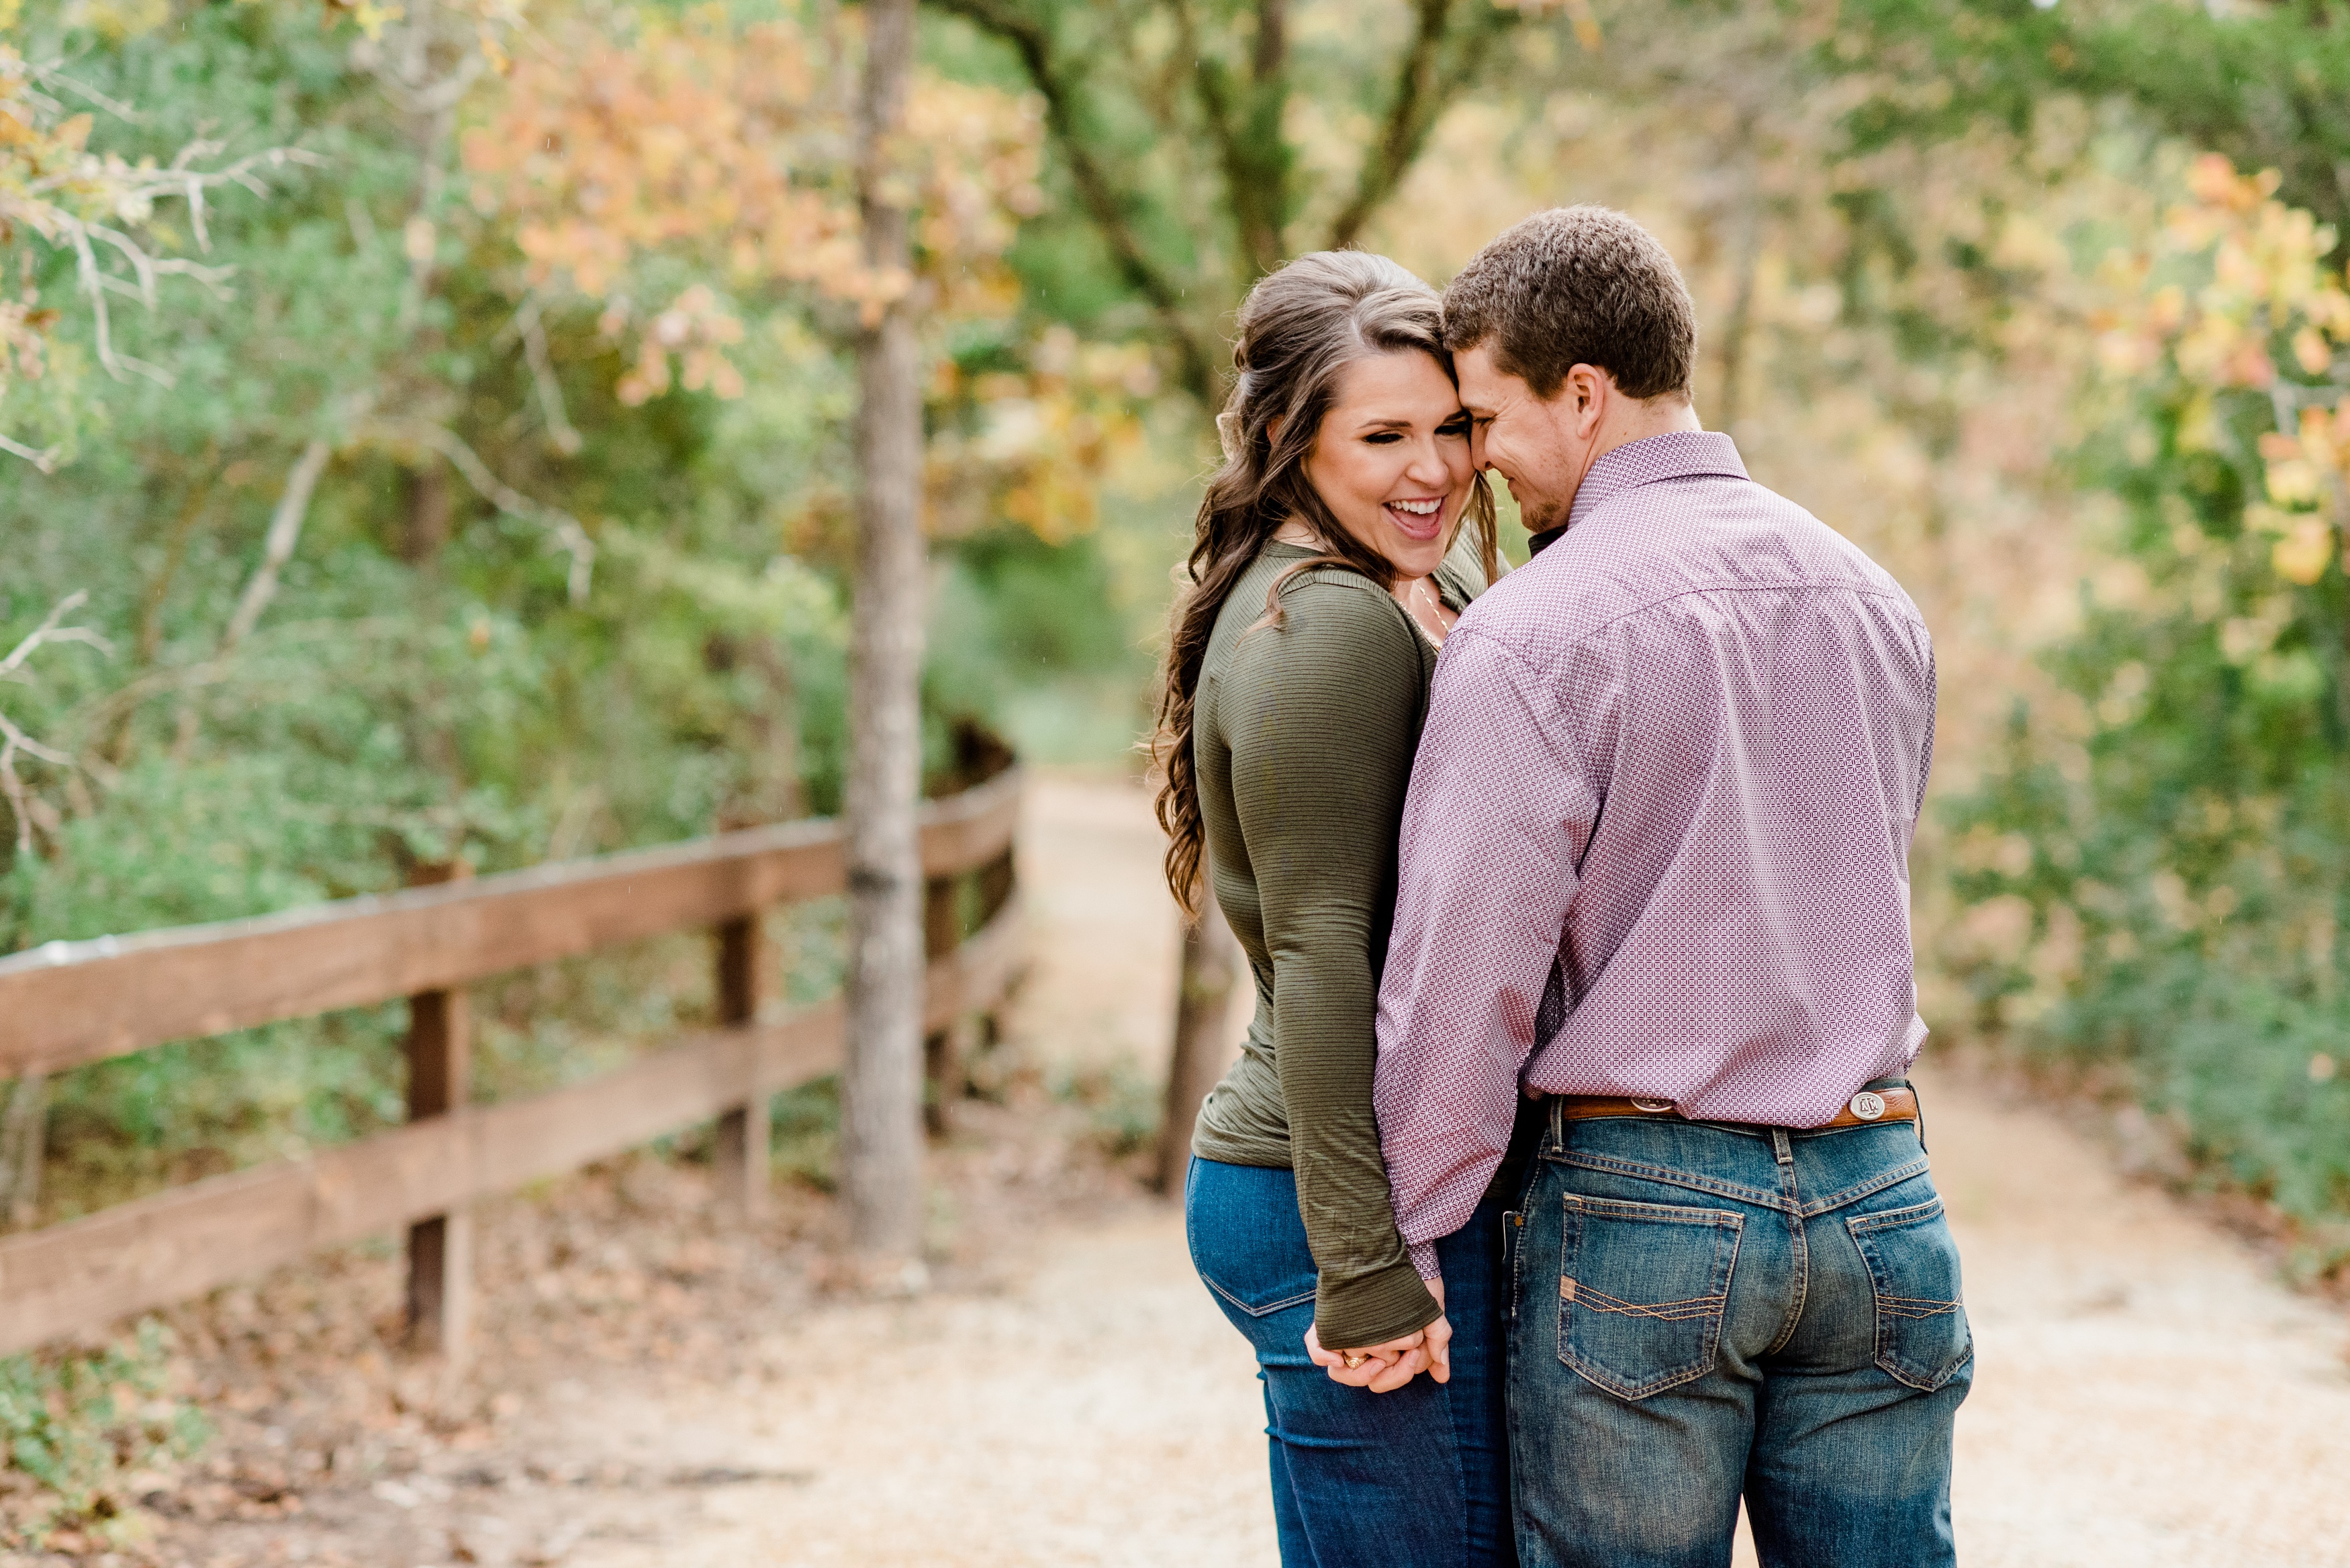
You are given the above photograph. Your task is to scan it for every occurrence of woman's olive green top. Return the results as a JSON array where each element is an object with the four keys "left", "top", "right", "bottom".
[{"left": 1189, "top": 536, "right": 1485, "bottom": 1349}]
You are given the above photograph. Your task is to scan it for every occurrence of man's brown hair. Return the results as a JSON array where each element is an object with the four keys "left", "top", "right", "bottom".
[{"left": 1442, "top": 205, "right": 1697, "bottom": 401}]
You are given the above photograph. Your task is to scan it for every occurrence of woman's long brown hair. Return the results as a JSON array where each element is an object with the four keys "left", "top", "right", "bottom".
[{"left": 1152, "top": 251, "right": 1499, "bottom": 917}]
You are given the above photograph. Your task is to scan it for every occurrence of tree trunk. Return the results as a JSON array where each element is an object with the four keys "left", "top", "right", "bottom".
[
  {"left": 402, "top": 462, "right": 453, "bottom": 567},
  {"left": 1156, "top": 879, "right": 1241, "bottom": 1195},
  {"left": 841, "top": 0, "right": 928, "bottom": 1275}
]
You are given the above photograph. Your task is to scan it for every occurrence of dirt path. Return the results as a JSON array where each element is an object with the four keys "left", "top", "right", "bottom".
[{"left": 137, "top": 776, "right": 2350, "bottom": 1568}]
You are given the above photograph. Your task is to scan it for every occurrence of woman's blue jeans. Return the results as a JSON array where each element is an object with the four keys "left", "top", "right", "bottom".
[{"left": 1186, "top": 1156, "right": 1517, "bottom": 1568}]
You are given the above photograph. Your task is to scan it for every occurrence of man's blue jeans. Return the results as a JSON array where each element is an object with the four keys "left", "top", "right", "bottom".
[
  {"left": 1508, "top": 1104, "right": 1971, "bottom": 1568},
  {"left": 1186, "top": 1157, "right": 1516, "bottom": 1568}
]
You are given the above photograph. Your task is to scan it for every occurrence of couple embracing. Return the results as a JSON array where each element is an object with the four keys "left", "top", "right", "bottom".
[{"left": 1158, "top": 207, "right": 1972, "bottom": 1568}]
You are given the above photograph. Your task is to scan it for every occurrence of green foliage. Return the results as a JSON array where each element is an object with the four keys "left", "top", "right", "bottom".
[
  {"left": 1830, "top": 0, "right": 2350, "bottom": 234},
  {"left": 769, "top": 1073, "right": 842, "bottom": 1193},
  {"left": 1049, "top": 1057, "right": 1161, "bottom": 1161},
  {"left": 0, "top": 0, "right": 1148, "bottom": 1227},
  {"left": 929, "top": 0, "right": 1531, "bottom": 402},
  {"left": 0, "top": 1322, "right": 209, "bottom": 1549},
  {"left": 1941, "top": 156, "right": 2350, "bottom": 1238}
]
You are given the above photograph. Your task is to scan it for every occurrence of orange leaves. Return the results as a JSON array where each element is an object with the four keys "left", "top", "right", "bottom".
[
  {"left": 611, "top": 282, "right": 744, "bottom": 405},
  {"left": 457, "top": 4, "right": 1129, "bottom": 549},
  {"left": 463, "top": 14, "right": 853, "bottom": 303},
  {"left": 2152, "top": 155, "right": 2348, "bottom": 393},
  {"left": 2101, "top": 154, "right": 2350, "bottom": 589},
  {"left": 2182, "top": 151, "right": 2278, "bottom": 214},
  {"left": 463, "top": 8, "right": 1044, "bottom": 400}
]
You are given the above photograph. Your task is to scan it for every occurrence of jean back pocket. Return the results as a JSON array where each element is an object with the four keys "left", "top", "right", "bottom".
[
  {"left": 1556, "top": 1193, "right": 1742, "bottom": 1401},
  {"left": 1845, "top": 1195, "right": 1973, "bottom": 1391},
  {"left": 1184, "top": 1159, "right": 1319, "bottom": 1320}
]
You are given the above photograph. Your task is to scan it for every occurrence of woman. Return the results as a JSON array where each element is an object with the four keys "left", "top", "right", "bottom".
[{"left": 1155, "top": 250, "right": 1513, "bottom": 1567}]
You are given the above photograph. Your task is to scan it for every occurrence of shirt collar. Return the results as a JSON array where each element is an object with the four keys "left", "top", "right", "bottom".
[{"left": 1558, "top": 430, "right": 1748, "bottom": 538}]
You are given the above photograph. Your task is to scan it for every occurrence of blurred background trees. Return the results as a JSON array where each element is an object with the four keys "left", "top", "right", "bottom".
[{"left": 3, "top": 0, "right": 2349, "bottom": 1276}]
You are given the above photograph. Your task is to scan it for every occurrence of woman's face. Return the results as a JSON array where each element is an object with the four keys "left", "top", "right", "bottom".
[{"left": 1301, "top": 350, "right": 1475, "bottom": 580}]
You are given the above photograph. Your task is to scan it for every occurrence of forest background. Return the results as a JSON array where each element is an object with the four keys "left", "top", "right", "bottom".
[{"left": 5, "top": 0, "right": 2350, "bottom": 1481}]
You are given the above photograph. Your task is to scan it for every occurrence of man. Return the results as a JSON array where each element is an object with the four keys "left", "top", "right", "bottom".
[{"left": 1374, "top": 206, "right": 1969, "bottom": 1568}]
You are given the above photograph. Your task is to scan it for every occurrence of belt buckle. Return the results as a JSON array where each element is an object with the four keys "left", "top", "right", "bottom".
[
  {"left": 1630, "top": 1097, "right": 1675, "bottom": 1114},
  {"left": 1848, "top": 1091, "right": 1887, "bottom": 1122}
]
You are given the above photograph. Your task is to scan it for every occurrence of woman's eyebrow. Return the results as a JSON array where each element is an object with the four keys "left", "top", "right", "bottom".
[{"left": 1353, "top": 415, "right": 1417, "bottom": 432}]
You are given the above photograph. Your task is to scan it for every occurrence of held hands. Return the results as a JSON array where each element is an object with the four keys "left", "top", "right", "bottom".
[{"left": 1304, "top": 1275, "right": 1451, "bottom": 1393}]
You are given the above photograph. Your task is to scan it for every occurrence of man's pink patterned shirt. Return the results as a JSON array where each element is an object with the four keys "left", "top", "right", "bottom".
[{"left": 1374, "top": 432, "right": 1936, "bottom": 1275}]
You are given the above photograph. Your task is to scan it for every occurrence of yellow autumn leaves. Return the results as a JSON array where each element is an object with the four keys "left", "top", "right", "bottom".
[{"left": 2098, "top": 154, "right": 2350, "bottom": 587}]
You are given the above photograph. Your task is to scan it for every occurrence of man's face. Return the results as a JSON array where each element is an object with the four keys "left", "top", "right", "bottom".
[{"left": 1453, "top": 344, "right": 1592, "bottom": 535}]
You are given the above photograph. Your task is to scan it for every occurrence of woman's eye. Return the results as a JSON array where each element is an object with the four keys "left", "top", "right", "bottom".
[
  {"left": 1437, "top": 418, "right": 1470, "bottom": 438},
  {"left": 1364, "top": 432, "right": 1402, "bottom": 444}
]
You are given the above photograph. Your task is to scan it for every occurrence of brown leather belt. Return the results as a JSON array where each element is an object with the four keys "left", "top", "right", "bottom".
[{"left": 1553, "top": 1085, "right": 1918, "bottom": 1130}]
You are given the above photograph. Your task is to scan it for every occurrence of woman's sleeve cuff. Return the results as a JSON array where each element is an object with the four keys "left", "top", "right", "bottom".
[{"left": 1313, "top": 1259, "right": 1442, "bottom": 1351}]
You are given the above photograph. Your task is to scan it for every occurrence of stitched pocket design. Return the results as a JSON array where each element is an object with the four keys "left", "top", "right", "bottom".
[
  {"left": 1556, "top": 1193, "right": 1742, "bottom": 1401},
  {"left": 1845, "top": 1196, "right": 1973, "bottom": 1391}
]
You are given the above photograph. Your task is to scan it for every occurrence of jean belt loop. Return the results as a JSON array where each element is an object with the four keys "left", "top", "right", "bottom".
[
  {"left": 1547, "top": 1091, "right": 1563, "bottom": 1155},
  {"left": 1771, "top": 1126, "right": 1793, "bottom": 1167}
]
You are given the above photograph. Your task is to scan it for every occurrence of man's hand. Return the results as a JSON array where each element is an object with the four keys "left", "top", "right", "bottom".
[
  {"left": 1304, "top": 1274, "right": 1450, "bottom": 1393},
  {"left": 1305, "top": 1322, "right": 1425, "bottom": 1391}
]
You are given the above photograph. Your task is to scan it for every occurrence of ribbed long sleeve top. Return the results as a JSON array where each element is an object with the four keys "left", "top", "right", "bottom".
[{"left": 1188, "top": 536, "right": 1483, "bottom": 1349}]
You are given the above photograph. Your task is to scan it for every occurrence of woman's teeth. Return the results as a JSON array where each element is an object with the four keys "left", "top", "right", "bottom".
[{"left": 1385, "top": 499, "right": 1444, "bottom": 536}]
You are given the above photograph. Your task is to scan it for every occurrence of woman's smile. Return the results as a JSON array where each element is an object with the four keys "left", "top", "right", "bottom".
[{"left": 1384, "top": 497, "right": 1447, "bottom": 540}]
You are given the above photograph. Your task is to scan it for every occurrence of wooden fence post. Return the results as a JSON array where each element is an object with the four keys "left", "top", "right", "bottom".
[
  {"left": 1156, "top": 877, "right": 1239, "bottom": 1197},
  {"left": 922, "top": 875, "right": 961, "bottom": 1136},
  {"left": 405, "top": 863, "right": 472, "bottom": 1358},
  {"left": 962, "top": 845, "right": 1019, "bottom": 1089},
  {"left": 977, "top": 848, "right": 1016, "bottom": 1018},
  {"left": 714, "top": 914, "right": 769, "bottom": 1224}
]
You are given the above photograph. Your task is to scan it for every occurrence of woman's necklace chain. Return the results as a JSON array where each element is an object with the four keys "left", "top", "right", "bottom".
[{"left": 1403, "top": 575, "right": 1449, "bottom": 643}]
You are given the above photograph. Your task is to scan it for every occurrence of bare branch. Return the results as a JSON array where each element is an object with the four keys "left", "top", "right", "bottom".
[
  {"left": 1, "top": 591, "right": 110, "bottom": 677},
  {"left": 0, "top": 432, "right": 60, "bottom": 471},
  {"left": 7, "top": 144, "right": 322, "bottom": 398},
  {"left": 23, "top": 57, "right": 144, "bottom": 122},
  {"left": 1170, "top": 0, "right": 1284, "bottom": 280},
  {"left": 359, "top": 418, "right": 597, "bottom": 601},
  {"left": 501, "top": 295, "right": 585, "bottom": 456},
  {"left": 220, "top": 440, "right": 334, "bottom": 655},
  {"left": 0, "top": 592, "right": 109, "bottom": 852},
  {"left": 1326, "top": 0, "right": 1516, "bottom": 250}
]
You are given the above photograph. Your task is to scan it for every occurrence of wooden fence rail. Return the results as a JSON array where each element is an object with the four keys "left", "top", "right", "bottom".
[{"left": 0, "top": 765, "right": 1024, "bottom": 1359}]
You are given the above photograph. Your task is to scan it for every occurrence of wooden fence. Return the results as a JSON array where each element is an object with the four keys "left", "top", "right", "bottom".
[{"left": 0, "top": 764, "right": 1024, "bottom": 1359}]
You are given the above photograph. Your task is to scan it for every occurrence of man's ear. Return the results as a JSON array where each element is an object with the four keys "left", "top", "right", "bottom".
[{"left": 1564, "top": 363, "right": 1610, "bottom": 440}]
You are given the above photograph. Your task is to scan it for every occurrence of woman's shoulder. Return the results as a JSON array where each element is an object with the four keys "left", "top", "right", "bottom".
[
  {"left": 1437, "top": 532, "right": 1490, "bottom": 603},
  {"left": 1203, "top": 555, "right": 1407, "bottom": 682},
  {"left": 1240, "top": 562, "right": 1415, "bottom": 658}
]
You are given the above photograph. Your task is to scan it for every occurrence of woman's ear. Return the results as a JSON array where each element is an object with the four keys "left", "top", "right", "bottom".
[{"left": 1267, "top": 413, "right": 1285, "bottom": 446}]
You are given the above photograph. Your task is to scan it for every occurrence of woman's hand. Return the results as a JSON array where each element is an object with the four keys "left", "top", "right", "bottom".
[
  {"left": 1305, "top": 1321, "right": 1421, "bottom": 1390},
  {"left": 1304, "top": 1274, "right": 1450, "bottom": 1392}
]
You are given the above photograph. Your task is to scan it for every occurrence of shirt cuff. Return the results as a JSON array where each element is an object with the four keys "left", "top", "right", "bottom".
[
  {"left": 1313, "top": 1259, "right": 1442, "bottom": 1351},
  {"left": 1409, "top": 1239, "right": 1440, "bottom": 1279}
]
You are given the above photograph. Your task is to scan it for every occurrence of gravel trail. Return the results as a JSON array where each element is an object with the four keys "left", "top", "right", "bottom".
[{"left": 148, "top": 776, "right": 2350, "bottom": 1567}]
